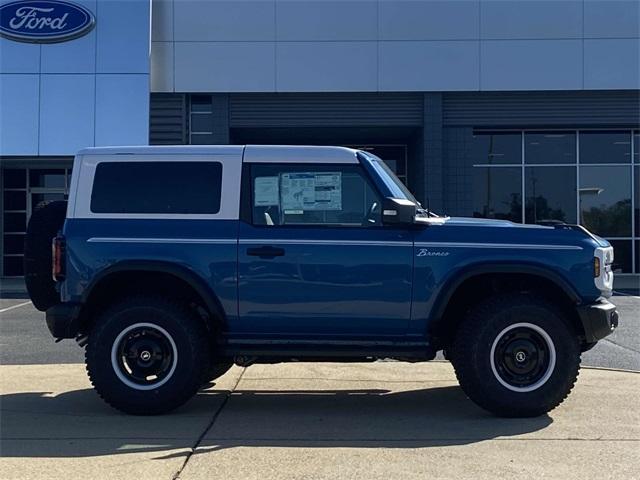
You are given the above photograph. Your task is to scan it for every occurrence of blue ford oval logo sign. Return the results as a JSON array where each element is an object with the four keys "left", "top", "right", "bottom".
[{"left": 0, "top": 0, "right": 95, "bottom": 43}]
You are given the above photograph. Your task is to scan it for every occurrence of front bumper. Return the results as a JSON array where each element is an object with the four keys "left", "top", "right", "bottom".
[
  {"left": 46, "top": 302, "right": 82, "bottom": 339},
  {"left": 576, "top": 299, "right": 619, "bottom": 343}
]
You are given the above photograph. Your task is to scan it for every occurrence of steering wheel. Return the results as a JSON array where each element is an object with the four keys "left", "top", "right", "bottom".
[{"left": 363, "top": 202, "right": 379, "bottom": 225}]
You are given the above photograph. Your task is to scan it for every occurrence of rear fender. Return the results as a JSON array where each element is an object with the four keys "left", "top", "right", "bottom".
[{"left": 82, "top": 260, "right": 228, "bottom": 327}]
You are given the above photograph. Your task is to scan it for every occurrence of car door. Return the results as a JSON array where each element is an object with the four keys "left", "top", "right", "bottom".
[{"left": 235, "top": 162, "right": 414, "bottom": 338}]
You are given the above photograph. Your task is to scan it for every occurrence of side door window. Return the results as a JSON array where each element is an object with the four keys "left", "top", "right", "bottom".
[{"left": 250, "top": 164, "right": 382, "bottom": 228}]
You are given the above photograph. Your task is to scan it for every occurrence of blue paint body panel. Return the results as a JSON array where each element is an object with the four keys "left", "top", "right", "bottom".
[
  {"left": 236, "top": 222, "right": 413, "bottom": 336},
  {"left": 62, "top": 219, "right": 239, "bottom": 326},
  {"left": 62, "top": 216, "right": 605, "bottom": 342}
]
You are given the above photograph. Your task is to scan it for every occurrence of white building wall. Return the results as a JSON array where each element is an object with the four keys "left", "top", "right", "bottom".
[
  {"left": 151, "top": 0, "right": 640, "bottom": 93},
  {"left": 0, "top": 0, "right": 151, "bottom": 156}
]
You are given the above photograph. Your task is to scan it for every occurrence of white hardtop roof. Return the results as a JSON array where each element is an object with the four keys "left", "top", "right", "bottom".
[
  {"left": 244, "top": 145, "right": 358, "bottom": 163},
  {"left": 76, "top": 145, "right": 245, "bottom": 156},
  {"left": 77, "top": 145, "right": 359, "bottom": 164}
]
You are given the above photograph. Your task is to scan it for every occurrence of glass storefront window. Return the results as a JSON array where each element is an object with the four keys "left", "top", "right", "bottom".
[
  {"left": 2, "top": 169, "right": 26, "bottom": 189},
  {"left": 579, "top": 131, "right": 631, "bottom": 164},
  {"left": 189, "top": 95, "right": 214, "bottom": 144},
  {"left": 190, "top": 95, "right": 212, "bottom": 113},
  {"left": 525, "top": 166, "right": 577, "bottom": 224},
  {"left": 29, "top": 169, "right": 66, "bottom": 188},
  {"left": 635, "top": 166, "right": 639, "bottom": 236},
  {"left": 3, "top": 234, "right": 25, "bottom": 254},
  {"left": 31, "top": 192, "right": 66, "bottom": 208},
  {"left": 471, "top": 132, "right": 522, "bottom": 165},
  {"left": 579, "top": 165, "right": 631, "bottom": 237},
  {"left": 608, "top": 240, "right": 632, "bottom": 274},
  {"left": 3, "top": 190, "right": 26, "bottom": 211},
  {"left": 2, "top": 257, "right": 23, "bottom": 277},
  {"left": 472, "top": 167, "right": 522, "bottom": 222},
  {"left": 2, "top": 166, "right": 71, "bottom": 278},
  {"left": 3, "top": 212, "right": 26, "bottom": 232},
  {"left": 469, "top": 128, "right": 637, "bottom": 273},
  {"left": 525, "top": 132, "right": 576, "bottom": 164}
]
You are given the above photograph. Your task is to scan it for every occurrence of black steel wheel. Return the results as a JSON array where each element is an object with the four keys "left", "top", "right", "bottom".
[
  {"left": 490, "top": 323, "right": 556, "bottom": 392},
  {"left": 112, "top": 323, "right": 178, "bottom": 390}
]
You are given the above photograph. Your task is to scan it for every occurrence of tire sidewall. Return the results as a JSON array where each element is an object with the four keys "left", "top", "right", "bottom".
[
  {"left": 456, "top": 298, "right": 580, "bottom": 415},
  {"left": 87, "top": 301, "right": 206, "bottom": 413}
]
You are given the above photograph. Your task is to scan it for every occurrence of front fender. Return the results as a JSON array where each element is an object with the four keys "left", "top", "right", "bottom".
[
  {"left": 409, "top": 257, "right": 585, "bottom": 337},
  {"left": 431, "top": 261, "right": 582, "bottom": 322}
]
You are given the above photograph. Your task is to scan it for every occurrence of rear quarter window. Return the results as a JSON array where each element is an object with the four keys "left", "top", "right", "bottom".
[{"left": 90, "top": 162, "right": 222, "bottom": 214}]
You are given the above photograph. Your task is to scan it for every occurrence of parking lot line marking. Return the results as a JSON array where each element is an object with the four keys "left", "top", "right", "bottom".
[{"left": 0, "top": 301, "right": 32, "bottom": 314}]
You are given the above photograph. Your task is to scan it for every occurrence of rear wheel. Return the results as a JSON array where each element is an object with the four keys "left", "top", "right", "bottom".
[
  {"left": 451, "top": 293, "right": 580, "bottom": 417},
  {"left": 86, "top": 296, "right": 210, "bottom": 415}
]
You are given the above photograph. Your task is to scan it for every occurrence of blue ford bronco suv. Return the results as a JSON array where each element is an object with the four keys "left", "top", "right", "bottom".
[{"left": 24, "top": 145, "right": 619, "bottom": 417}]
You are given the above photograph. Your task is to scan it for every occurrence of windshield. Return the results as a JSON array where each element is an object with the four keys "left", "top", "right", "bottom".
[{"left": 359, "top": 151, "right": 420, "bottom": 205}]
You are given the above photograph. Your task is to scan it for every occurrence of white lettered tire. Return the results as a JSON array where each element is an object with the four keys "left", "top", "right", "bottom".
[
  {"left": 86, "top": 296, "right": 210, "bottom": 415},
  {"left": 451, "top": 293, "right": 580, "bottom": 417}
]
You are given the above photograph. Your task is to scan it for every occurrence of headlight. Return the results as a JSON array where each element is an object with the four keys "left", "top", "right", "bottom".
[{"left": 594, "top": 246, "right": 614, "bottom": 293}]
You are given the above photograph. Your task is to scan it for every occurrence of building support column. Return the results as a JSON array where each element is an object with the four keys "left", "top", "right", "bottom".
[
  {"left": 422, "top": 93, "right": 444, "bottom": 212},
  {"left": 211, "top": 94, "right": 230, "bottom": 144}
]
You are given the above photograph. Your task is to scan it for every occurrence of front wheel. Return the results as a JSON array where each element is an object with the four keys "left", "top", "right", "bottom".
[
  {"left": 451, "top": 294, "right": 581, "bottom": 417},
  {"left": 86, "top": 296, "right": 210, "bottom": 415}
]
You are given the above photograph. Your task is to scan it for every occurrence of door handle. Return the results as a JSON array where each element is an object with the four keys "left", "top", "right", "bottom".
[{"left": 246, "top": 246, "right": 285, "bottom": 259}]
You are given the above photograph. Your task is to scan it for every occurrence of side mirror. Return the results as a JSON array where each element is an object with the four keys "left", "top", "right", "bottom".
[{"left": 382, "top": 198, "right": 417, "bottom": 225}]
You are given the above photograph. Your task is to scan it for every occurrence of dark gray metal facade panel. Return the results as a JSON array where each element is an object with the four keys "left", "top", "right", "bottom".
[
  {"left": 443, "top": 91, "right": 640, "bottom": 127},
  {"left": 442, "top": 127, "right": 475, "bottom": 218},
  {"left": 229, "top": 93, "right": 424, "bottom": 127},
  {"left": 149, "top": 93, "right": 187, "bottom": 145}
]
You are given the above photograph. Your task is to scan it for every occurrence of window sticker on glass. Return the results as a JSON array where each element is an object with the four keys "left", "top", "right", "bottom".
[
  {"left": 254, "top": 177, "right": 280, "bottom": 206},
  {"left": 280, "top": 172, "right": 342, "bottom": 211}
]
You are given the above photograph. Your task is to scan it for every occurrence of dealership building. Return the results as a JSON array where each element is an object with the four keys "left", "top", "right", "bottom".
[{"left": 1, "top": 0, "right": 639, "bottom": 288}]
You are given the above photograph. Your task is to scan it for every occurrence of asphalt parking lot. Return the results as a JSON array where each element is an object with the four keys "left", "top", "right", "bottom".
[
  {"left": 1, "top": 295, "right": 638, "bottom": 479},
  {"left": 1, "top": 294, "right": 638, "bottom": 370}
]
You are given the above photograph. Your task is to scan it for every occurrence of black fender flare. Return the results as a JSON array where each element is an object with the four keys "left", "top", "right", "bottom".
[
  {"left": 82, "top": 260, "right": 227, "bottom": 327},
  {"left": 429, "top": 261, "right": 582, "bottom": 333}
]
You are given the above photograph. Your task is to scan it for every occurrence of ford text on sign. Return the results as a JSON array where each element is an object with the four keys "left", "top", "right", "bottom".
[{"left": 0, "top": 0, "right": 95, "bottom": 43}]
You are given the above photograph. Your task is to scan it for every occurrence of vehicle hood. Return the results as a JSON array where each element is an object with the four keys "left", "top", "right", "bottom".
[{"left": 416, "top": 216, "right": 607, "bottom": 248}]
